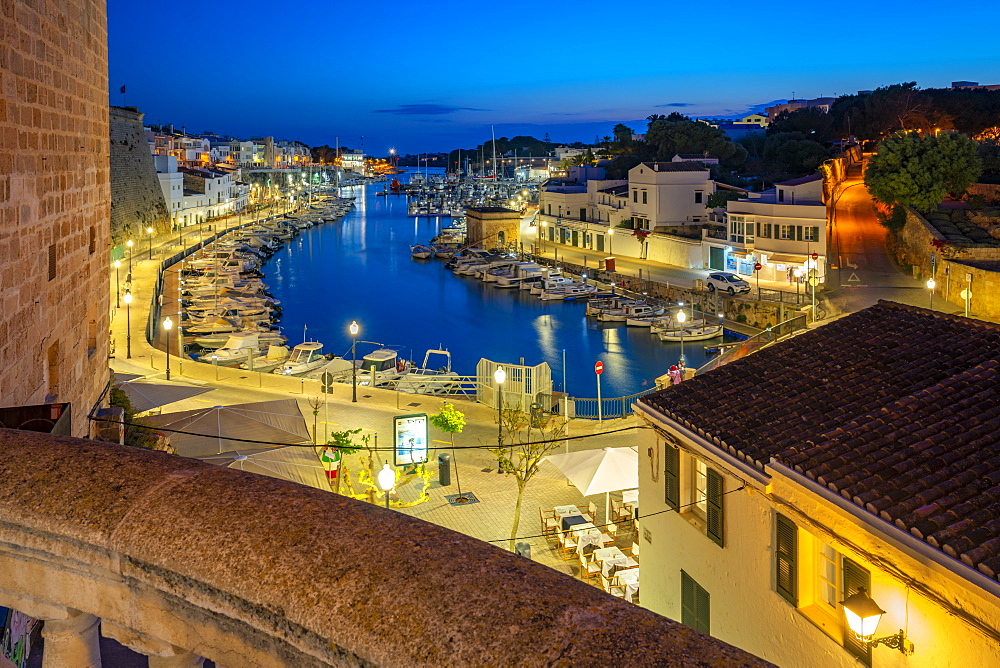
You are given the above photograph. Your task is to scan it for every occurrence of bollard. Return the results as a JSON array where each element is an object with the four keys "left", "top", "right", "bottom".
[
  {"left": 515, "top": 542, "right": 531, "bottom": 559},
  {"left": 437, "top": 452, "right": 451, "bottom": 487}
]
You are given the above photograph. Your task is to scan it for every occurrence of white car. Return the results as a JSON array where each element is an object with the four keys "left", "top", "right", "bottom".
[{"left": 705, "top": 272, "right": 751, "bottom": 295}]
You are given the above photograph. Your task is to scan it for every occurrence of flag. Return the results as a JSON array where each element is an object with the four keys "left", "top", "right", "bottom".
[{"left": 120, "top": 84, "right": 126, "bottom": 94}]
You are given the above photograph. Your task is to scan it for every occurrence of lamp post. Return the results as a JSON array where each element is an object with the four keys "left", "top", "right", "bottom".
[
  {"left": 126, "top": 239, "right": 134, "bottom": 275},
  {"left": 676, "top": 309, "right": 687, "bottom": 367},
  {"left": 163, "top": 316, "right": 173, "bottom": 380},
  {"left": 794, "top": 267, "right": 803, "bottom": 304},
  {"left": 349, "top": 320, "right": 359, "bottom": 402},
  {"left": 123, "top": 291, "right": 133, "bottom": 359},
  {"left": 147, "top": 226, "right": 154, "bottom": 260},
  {"left": 607, "top": 227, "right": 614, "bottom": 256},
  {"left": 926, "top": 278, "right": 936, "bottom": 310},
  {"left": 113, "top": 260, "right": 121, "bottom": 308},
  {"left": 377, "top": 463, "right": 394, "bottom": 509},
  {"left": 494, "top": 366, "right": 506, "bottom": 474}
]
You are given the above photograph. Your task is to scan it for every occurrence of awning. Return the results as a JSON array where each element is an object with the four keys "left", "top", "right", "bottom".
[
  {"left": 763, "top": 253, "right": 806, "bottom": 264},
  {"left": 118, "top": 380, "right": 214, "bottom": 414},
  {"left": 728, "top": 250, "right": 752, "bottom": 258},
  {"left": 143, "top": 399, "right": 312, "bottom": 458}
]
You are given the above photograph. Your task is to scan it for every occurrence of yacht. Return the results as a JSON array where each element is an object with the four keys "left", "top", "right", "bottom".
[{"left": 274, "top": 342, "right": 329, "bottom": 376}]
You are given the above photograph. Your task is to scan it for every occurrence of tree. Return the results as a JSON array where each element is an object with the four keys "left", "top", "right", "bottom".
[
  {"left": 613, "top": 123, "right": 634, "bottom": 145},
  {"left": 705, "top": 189, "right": 744, "bottom": 209},
  {"left": 768, "top": 107, "right": 836, "bottom": 142},
  {"left": 865, "top": 132, "right": 982, "bottom": 212},
  {"left": 487, "top": 404, "right": 567, "bottom": 551},
  {"left": 429, "top": 402, "right": 467, "bottom": 500},
  {"left": 763, "top": 133, "right": 830, "bottom": 176},
  {"left": 325, "top": 427, "right": 363, "bottom": 495}
]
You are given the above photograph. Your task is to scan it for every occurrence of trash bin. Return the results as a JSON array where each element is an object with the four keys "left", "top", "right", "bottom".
[
  {"left": 604, "top": 257, "right": 616, "bottom": 272},
  {"left": 437, "top": 452, "right": 451, "bottom": 487},
  {"left": 515, "top": 542, "right": 531, "bottom": 559}
]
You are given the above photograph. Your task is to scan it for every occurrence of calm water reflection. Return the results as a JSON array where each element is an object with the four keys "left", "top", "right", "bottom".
[{"left": 264, "top": 182, "right": 726, "bottom": 398}]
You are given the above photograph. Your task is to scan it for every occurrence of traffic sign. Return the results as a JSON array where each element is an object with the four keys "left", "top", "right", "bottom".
[
  {"left": 754, "top": 262, "right": 762, "bottom": 271},
  {"left": 808, "top": 268, "right": 819, "bottom": 279},
  {"left": 811, "top": 252, "right": 819, "bottom": 260},
  {"left": 960, "top": 288, "right": 971, "bottom": 300},
  {"left": 807, "top": 277, "right": 820, "bottom": 287},
  {"left": 595, "top": 361, "right": 604, "bottom": 375}
]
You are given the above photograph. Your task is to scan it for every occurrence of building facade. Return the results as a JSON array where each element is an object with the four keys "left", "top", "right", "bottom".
[
  {"left": 0, "top": 0, "right": 111, "bottom": 436},
  {"left": 634, "top": 302, "right": 1000, "bottom": 668}
]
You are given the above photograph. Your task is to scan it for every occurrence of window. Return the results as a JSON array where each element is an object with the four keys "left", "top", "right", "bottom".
[
  {"left": 775, "top": 513, "right": 797, "bottom": 605},
  {"left": 88, "top": 227, "right": 96, "bottom": 254},
  {"left": 48, "top": 244, "right": 56, "bottom": 281},
  {"left": 695, "top": 191, "right": 703, "bottom": 204},
  {"left": 681, "top": 571, "right": 710, "bottom": 635},
  {"left": 692, "top": 459, "right": 708, "bottom": 520},
  {"left": 642, "top": 191, "right": 647, "bottom": 204},
  {"left": 761, "top": 223, "right": 772, "bottom": 238},
  {"left": 780, "top": 225, "right": 793, "bottom": 240},
  {"left": 804, "top": 226, "right": 819, "bottom": 242},
  {"left": 666, "top": 441, "right": 724, "bottom": 546},
  {"left": 778, "top": 189, "right": 785, "bottom": 202},
  {"left": 633, "top": 190, "right": 638, "bottom": 202}
]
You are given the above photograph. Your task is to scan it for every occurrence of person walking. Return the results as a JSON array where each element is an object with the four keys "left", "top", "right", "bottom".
[{"left": 668, "top": 365, "right": 683, "bottom": 386}]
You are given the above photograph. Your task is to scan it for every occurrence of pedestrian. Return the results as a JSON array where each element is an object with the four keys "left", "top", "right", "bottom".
[{"left": 668, "top": 365, "right": 683, "bottom": 386}]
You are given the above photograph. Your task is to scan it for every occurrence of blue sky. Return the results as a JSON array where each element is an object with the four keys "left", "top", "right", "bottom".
[{"left": 107, "top": 0, "right": 1000, "bottom": 154}]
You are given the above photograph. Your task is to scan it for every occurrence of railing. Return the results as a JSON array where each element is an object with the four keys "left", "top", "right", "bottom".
[
  {"left": 695, "top": 314, "right": 808, "bottom": 375},
  {"left": 572, "top": 387, "right": 661, "bottom": 419},
  {"left": 757, "top": 287, "right": 809, "bottom": 306}
]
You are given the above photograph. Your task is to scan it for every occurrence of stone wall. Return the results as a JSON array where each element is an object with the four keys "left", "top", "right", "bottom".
[
  {"left": 110, "top": 106, "right": 169, "bottom": 245},
  {"left": 0, "top": 0, "right": 111, "bottom": 437},
  {"left": 466, "top": 207, "right": 521, "bottom": 247}
]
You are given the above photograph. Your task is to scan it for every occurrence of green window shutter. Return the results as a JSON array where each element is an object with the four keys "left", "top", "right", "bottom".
[
  {"left": 681, "top": 570, "right": 711, "bottom": 635},
  {"left": 664, "top": 442, "right": 680, "bottom": 510},
  {"left": 842, "top": 557, "right": 873, "bottom": 666},
  {"left": 775, "top": 513, "right": 798, "bottom": 605},
  {"left": 706, "top": 468, "right": 724, "bottom": 547},
  {"left": 796, "top": 225, "right": 803, "bottom": 241}
]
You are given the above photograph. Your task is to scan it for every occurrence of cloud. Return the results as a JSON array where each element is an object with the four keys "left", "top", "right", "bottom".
[
  {"left": 374, "top": 104, "right": 486, "bottom": 115},
  {"left": 654, "top": 102, "right": 695, "bottom": 108}
]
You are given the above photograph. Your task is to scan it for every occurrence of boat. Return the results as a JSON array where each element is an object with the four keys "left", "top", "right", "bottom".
[
  {"left": 319, "top": 348, "right": 411, "bottom": 387},
  {"left": 433, "top": 242, "right": 464, "bottom": 259},
  {"left": 530, "top": 275, "right": 574, "bottom": 296},
  {"left": 656, "top": 324, "right": 724, "bottom": 342},
  {"left": 539, "top": 283, "right": 599, "bottom": 301},
  {"left": 650, "top": 316, "right": 705, "bottom": 334},
  {"left": 494, "top": 262, "right": 544, "bottom": 289},
  {"left": 273, "top": 342, "right": 330, "bottom": 376},
  {"left": 240, "top": 345, "right": 291, "bottom": 373},
  {"left": 410, "top": 244, "right": 434, "bottom": 259},
  {"left": 586, "top": 297, "right": 642, "bottom": 317},
  {"left": 598, "top": 303, "right": 665, "bottom": 323},
  {"left": 394, "top": 349, "right": 462, "bottom": 395},
  {"left": 197, "top": 332, "right": 261, "bottom": 365}
]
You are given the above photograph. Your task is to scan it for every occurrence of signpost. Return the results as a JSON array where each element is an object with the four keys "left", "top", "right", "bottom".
[
  {"left": 595, "top": 361, "right": 604, "bottom": 423},
  {"left": 754, "top": 262, "right": 762, "bottom": 299},
  {"left": 393, "top": 413, "right": 428, "bottom": 467}
]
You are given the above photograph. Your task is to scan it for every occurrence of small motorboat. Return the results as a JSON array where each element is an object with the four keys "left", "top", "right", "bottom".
[
  {"left": 197, "top": 332, "right": 261, "bottom": 365},
  {"left": 656, "top": 324, "right": 724, "bottom": 342},
  {"left": 240, "top": 345, "right": 291, "bottom": 373},
  {"left": 274, "top": 342, "right": 329, "bottom": 376},
  {"left": 410, "top": 244, "right": 434, "bottom": 259},
  {"left": 394, "top": 349, "right": 462, "bottom": 395}
]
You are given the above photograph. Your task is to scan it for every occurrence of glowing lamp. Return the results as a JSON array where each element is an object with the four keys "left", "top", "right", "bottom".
[
  {"left": 349, "top": 321, "right": 359, "bottom": 336},
  {"left": 494, "top": 366, "right": 506, "bottom": 385},
  {"left": 676, "top": 310, "right": 687, "bottom": 324},
  {"left": 163, "top": 316, "right": 172, "bottom": 330},
  {"left": 123, "top": 291, "right": 132, "bottom": 305},
  {"left": 377, "top": 463, "right": 395, "bottom": 492},
  {"left": 926, "top": 278, "right": 936, "bottom": 290},
  {"left": 840, "top": 587, "right": 912, "bottom": 653}
]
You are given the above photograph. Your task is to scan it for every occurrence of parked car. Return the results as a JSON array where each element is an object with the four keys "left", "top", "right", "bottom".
[{"left": 705, "top": 272, "right": 751, "bottom": 295}]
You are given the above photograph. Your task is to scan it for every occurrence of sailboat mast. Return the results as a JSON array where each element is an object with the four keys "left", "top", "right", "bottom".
[{"left": 491, "top": 125, "right": 497, "bottom": 180}]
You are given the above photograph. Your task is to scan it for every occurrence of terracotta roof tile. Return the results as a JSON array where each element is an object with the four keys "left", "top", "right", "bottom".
[{"left": 640, "top": 301, "right": 1000, "bottom": 581}]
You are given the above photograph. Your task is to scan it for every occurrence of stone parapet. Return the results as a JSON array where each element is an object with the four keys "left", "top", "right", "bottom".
[{"left": 0, "top": 428, "right": 770, "bottom": 667}]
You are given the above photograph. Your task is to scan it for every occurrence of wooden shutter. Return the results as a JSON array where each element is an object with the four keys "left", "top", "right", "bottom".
[
  {"left": 664, "top": 441, "right": 680, "bottom": 510},
  {"left": 47, "top": 244, "right": 56, "bottom": 281},
  {"left": 681, "top": 570, "right": 710, "bottom": 635},
  {"left": 796, "top": 225, "right": 803, "bottom": 241},
  {"left": 775, "top": 513, "right": 797, "bottom": 605},
  {"left": 842, "top": 557, "right": 872, "bottom": 666},
  {"left": 706, "top": 468, "right": 724, "bottom": 547}
]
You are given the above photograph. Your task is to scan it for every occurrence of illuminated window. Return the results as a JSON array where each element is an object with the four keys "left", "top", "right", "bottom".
[
  {"left": 693, "top": 459, "right": 708, "bottom": 520},
  {"left": 818, "top": 542, "right": 840, "bottom": 611}
]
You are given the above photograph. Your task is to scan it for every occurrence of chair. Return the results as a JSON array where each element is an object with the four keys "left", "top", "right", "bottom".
[
  {"left": 578, "top": 552, "right": 601, "bottom": 583},
  {"left": 558, "top": 531, "right": 578, "bottom": 560},
  {"left": 613, "top": 500, "right": 632, "bottom": 524},
  {"left": 606, "top": 522, "right": 618, "bottom": 539},
  {"left": 600, "top": 573, "right": 626, "bottom": 598},
  {"left": 539, "top": 508, "right": 559, "bottom": 538},
  {"left": 588, "top": 501, "right": 598, "bottom": 521},
  {"left": 628, "top": 543, "right": 640, "bottom": 562}
]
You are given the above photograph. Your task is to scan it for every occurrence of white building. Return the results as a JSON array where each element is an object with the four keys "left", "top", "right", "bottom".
[
  {"left": 626, "top": 162, "right": 715, "bottom": 231},
  {"left": 703, "top": 174, "right": 827, "bottom": 284},
  {"left": 634, "top": 301, "right": 1000, "bottom": 668},
  {"left": 341, "top": 150, "right": 366, "bottom": 174}
]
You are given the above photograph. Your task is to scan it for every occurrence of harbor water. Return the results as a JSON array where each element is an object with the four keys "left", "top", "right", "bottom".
[{"left": 264, "top": 175, "right": 730, "bottom": 399}]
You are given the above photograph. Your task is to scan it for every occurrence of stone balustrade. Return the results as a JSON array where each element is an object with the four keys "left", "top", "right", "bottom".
[{"left": 0, "top": 428, "right": 770, "bottom": 667}]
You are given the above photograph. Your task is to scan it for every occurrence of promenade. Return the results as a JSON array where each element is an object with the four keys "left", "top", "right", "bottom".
[{"left": 108, "top": 207, "right": 642, "bottom": 580}]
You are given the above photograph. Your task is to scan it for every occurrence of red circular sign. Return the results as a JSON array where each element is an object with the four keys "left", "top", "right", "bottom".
[
  {"left": 812, "top": 252, "right": 819, "bottom": 260},
  {"left": 754, "top": 262, "right": 762, "bottom": 271},
  {"left": 595, "top": 361, "right": 604, "bottom": 375}
]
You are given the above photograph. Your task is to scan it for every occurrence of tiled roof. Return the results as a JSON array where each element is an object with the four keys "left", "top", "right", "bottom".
[
  {"left": 639, "top": 162, "right": 709, "bottom": 172},
  {"left": 641, "top": 301, "right": 1000, "bottom": 580},
  {"left": 775, "top": 174, "right": 823, "bottom": 186}
]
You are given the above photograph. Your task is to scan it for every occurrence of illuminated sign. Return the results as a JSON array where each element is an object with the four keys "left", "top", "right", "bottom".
[{"left": 393, "top": 413, "right": 428, "bottom": 467}]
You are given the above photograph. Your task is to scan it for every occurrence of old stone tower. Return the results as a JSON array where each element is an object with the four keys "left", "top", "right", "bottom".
[
  {"left": 0, "top": 0, "right": 111, "bottom": 436},
  {"left": 109, "top": 106, "right": 169, "bottom": 245},
  {"left": 465, "top": 207, "right": 521, "bottom": 249}
]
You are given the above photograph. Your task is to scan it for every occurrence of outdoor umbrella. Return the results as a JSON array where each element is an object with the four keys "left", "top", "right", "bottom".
[
  {"left": 143, "top": 399, "right": 312, "bottom": 458},
  {"left": 199, "top": 447, "right": 328, "bottom": 491},
  {"left": 543, "top": 446, "right": 638, "bottom": 525},
  {"left": 117, "top": 380, "right": 214, "bottom": 414}
]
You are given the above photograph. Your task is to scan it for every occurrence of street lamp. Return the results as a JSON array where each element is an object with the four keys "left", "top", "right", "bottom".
[
  {"left": 377, "top": 463, "right": 395, "bottom": 509},
  {"left": 840, "top": 587, "right": 912, "bottom": 654},
  {"left": 349, "top": 320, "right": 359, "bottom": 403},
  {"left": 147, "top": 226, "right": 154, "bottom": 260},
  {"left": 126, "top": 239, "right": 134, "bottom": 275},
  {"left": 676, "top": 309, "right": 687, "bottom": 367},
  {"left": 113, "top": 260, "right": 121, "bottom": 308},
  {"left": 494, "top": 366, "right": 506, "bottom": 473},
  {"left": 926, "top": 278, "right": 936, "bottom": 310},
  {"left": 607, "top": 227, "right": 614, "bottom": 255},
  {"left": 123, "top": 290, "right": 133, "bottom": 359},
  {"left": 163, "top": 316, "right": 173, "bottom": 380}
]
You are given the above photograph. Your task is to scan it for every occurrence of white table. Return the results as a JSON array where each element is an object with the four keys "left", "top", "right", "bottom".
[
  {"left": 593, "top": 546, "right": 626, "bottom": 562},
  {"left": 554, "top": 505, "right": 580, "bottom": 517},
  {"left": 575, "top": 530, "right": 612, "bottom": 554},
  {"left": 617, "top": 568, "right": 640, "bottom": 602}
]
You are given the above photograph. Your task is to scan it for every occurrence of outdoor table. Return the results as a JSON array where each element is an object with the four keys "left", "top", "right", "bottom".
[
  {"left": 562, "top": 514, "right": 588, "bottom": 531},
  {"left": 576, "top": 531, "right": 612, "bottom": 554},
  {"left": 553, "top": 505, "right": 580, "bottom": 517},
  {"left": 617, "top": 568, "right": 640, "bottom": 602},
  {"left": 593, "top": 546, "right": 626, "bottom": 562},
  {"left": 570, "top": 523, "right": 597, "bottom": 536},
  {"left": 601, "top": 555, "right": 639, "bottom": 577}
]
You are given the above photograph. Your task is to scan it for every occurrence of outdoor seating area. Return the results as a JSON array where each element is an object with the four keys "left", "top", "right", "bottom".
[{"left": 538, "top": 490, "right": 641, "bottom": 604}]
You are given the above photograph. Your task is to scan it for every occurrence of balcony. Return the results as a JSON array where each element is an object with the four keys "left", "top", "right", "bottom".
[{"left": 0, "top": 429, "right": 769, "bottom": 666}]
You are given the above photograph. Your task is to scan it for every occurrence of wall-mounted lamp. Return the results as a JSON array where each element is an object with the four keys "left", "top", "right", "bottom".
[{"left": 840, "top": 587, "right": 913, "bottom": 654}]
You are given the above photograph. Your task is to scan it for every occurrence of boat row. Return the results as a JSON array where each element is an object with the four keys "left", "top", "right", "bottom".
[
  {"left": 441, "top": 249, "right": 605, "bottom": 300},
  {"left": 585, "top": 297, "right": 724, "bottom": 341}
]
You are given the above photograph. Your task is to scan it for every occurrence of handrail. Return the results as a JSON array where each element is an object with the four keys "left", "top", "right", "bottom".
[
  {"left": 571, "top": 387, "right": 661, "bottom": 419},
  {"left": 695, "top": 314, "right": 808, "bottom": 375},
  {"left": 0, "top": 429, "right": 770, "bottom": 667}
]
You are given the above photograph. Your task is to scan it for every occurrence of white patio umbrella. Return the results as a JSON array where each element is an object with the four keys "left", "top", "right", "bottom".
[{"left": 543, "top": 446, "right": 638, "bottom": 525}]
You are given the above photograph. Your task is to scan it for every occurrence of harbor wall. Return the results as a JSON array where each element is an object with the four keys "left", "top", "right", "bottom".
[
  {"left": 109, "top": 106, "right": 170, "bottom": 245},
  {"left": 0, "top": 0, "right": 111, "bottom": 436}
]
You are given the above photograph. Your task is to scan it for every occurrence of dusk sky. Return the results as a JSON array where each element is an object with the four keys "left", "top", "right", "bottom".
[{"left": 108, "top": 0, "right": 1000, "bottom": 154}]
